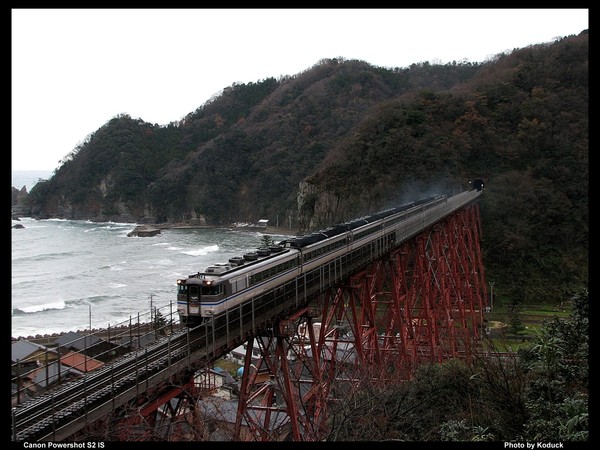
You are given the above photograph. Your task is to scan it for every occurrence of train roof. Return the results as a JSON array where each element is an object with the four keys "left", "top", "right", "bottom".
[
  {"left": 182, "top": 194, "right": 446, "bottom": 280},
  {"left": 186, "top": 246, "right": 292, "bottom": 279},
  {"left": 286, "top": 198, "right": 440, "bottom": 248}
]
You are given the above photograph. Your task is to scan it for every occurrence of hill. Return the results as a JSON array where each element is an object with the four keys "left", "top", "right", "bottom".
[{"left": 24, "top": 30, "right": 588, "bottom": 305}]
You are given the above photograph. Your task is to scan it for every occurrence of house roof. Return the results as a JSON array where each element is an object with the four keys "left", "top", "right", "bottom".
[
  {"left": 12, "top": 339, "right": 57, "bottom": 363},
  {"left": 60, "top": 351, "right": 105, "bottom": 372},
  {"left": 30, "top": 361, "right": 84, "bottom": 387},
  {"left": 197, "top": 397, "right": 291, "bottom": 429},
  {"left": 194, "top": 368, "right": 237, "bottom": 386},
  {"left": 118, "top": 332, "right": 157, "bottom": 349},
  {"left": 54, "top": 331, "right": 104, "bottom": 350}
]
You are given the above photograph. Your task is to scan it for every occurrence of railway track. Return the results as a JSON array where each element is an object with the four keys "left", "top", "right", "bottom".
[{"left": 12, "top": 326, "right": 207, "bottom": 441}]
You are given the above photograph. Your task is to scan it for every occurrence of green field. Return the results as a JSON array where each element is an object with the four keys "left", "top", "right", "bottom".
[{"left": 483, "top": 301, "right": 570, "bottom": 351}]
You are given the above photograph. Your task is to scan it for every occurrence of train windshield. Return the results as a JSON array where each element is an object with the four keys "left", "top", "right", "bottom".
[
  {"left": 189, "top": 285, "right": 200, "bottom": 300},
  {"left": 177, "top": 283, "right": 200, "bottom": 300},
  {"left": 178, "top": 280, "right": 221, "bottom": 298}
]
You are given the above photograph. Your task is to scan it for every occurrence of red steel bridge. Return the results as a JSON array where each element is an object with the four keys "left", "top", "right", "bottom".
[{"left": 12, "top": 188, "right": 487, "bottom": 442}]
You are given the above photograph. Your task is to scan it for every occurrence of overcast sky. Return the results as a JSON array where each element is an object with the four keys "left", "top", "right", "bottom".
[{"left": 11, "top": 8, "right": 589, "bottom": 171}]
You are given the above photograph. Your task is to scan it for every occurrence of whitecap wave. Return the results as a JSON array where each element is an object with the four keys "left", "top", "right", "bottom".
[
  {"left": 183, "top": 245, "right": 219, "bottom": 256},
  {"left": 13, "top": 300, "right": 66, "bottom": 314}
]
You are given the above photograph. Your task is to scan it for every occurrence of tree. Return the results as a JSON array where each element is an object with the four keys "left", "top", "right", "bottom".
[
  {"left": 260, "top": 235, "right": 275, "bottom": 248},
  {"left": 508, "top": 304, "right": 526, "bottom": 335},
  {"left": 517, "top": 289, "right": 588, "bottom": 441},
  {"left": 153, "top": 307, "right": 168, "bottom": 337}
]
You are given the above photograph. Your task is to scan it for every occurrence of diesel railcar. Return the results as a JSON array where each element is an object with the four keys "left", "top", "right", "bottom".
[{"left": 176, "top": 194, "right": 447, "bottom": 327}]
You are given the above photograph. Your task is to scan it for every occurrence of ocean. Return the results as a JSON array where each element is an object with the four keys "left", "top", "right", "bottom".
[
  {"left": 12, "top": 169, "right": 53, "bottom": 192},
  {"left": 11, "top": 171, "right": 294, "bottom": 339}
]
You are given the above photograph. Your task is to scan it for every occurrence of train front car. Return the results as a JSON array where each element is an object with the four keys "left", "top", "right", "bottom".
[
  {"left": 176, "top": 272, "right": 226, "bottom": 327},
  {"left": 177, "top": 275, "right": 201, "bottom": 327}
]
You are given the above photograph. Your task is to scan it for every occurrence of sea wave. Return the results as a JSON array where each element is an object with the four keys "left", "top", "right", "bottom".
[
  {"left": 182, "top": 244, "right": 219, "bottom": 256},
  {"left": 12, "top": 221, "right": 262, "bottom": 337},
  {"left": 12, "top": 300, "right": 67, "bottom": 314},
  {"left": 16, "top": 251, "right": 79, "bottom": 262}
]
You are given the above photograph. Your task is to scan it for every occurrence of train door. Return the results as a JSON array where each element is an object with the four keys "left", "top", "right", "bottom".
[{"left": 188, "top": 284, "right": 201, "bottom": 317}]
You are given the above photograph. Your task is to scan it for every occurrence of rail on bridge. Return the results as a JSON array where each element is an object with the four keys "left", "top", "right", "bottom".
[{"left": 12, "top": 190, "right": 487, "bottom": 442}]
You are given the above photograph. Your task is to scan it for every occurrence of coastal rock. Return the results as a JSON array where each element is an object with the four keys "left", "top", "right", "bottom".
[
  {"left": 12, "top": 185, "right": 28, "bottom": 206},
  {"left": 12, "top": 186, "right": 30, "bottom": 217},
  {"left": 127, "top": 225, "right": 161, "bottom": 237}
]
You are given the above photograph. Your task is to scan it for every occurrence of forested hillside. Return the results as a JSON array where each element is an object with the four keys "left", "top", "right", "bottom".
[{"left": 25, "top": 30, "right": 588, "bottom": 305}]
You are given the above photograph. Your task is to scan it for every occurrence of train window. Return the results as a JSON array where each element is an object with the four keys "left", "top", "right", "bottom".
[
  {"left": 233, "top": 278, "right": 247, "bottom": 293},
  {"left": 201, "top": 284, "right": 222, "bottom": 296},
  {"left": 189, "top": 286, "right": 199, "bottom": 299}
]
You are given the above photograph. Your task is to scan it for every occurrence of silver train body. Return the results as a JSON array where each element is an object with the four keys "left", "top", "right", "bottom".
[{"left": 176, "top": 194, "right": 451, "bottom": 327}]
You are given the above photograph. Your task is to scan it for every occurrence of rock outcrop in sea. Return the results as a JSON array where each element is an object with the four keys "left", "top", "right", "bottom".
[{"left": 12, "top": 186, "right": 29, "bottom": 220}]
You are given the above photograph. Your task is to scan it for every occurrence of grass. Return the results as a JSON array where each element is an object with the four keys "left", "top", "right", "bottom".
[
  {"left": 483, "top": 300, "right": 570, "bottom": 351},
  {"left": 214, "top": 357, "right": 242, "bottom": 377}
]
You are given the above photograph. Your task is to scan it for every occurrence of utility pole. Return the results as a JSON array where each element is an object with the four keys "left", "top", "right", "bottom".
[{"left": 87, "top": 304, "right": 91, "bottom": 372}]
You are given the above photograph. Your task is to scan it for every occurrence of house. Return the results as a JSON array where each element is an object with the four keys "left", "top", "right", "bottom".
[
  {"left": 118, "top": 332, "right": 157, "bottom": 350},
  {"left": 54, "top": 331, "right": 125, "bottom": 361},
  {"left": 195, "top": 396, "right": 293, "bottom": 441},
  {"left": 228, "top": 339, "right": 267, "bottom": 366},
  {"left": 12, "top": 360, "right": 83, "bottom": 406},
  {"left": 194, "top": 367, "right": 239, "bottom": 399},
  {"left": 60, "top": 350, "right": 105, "bottom": 373},
  {"left": 12, "top": 339, "right": 63, "bottom": 406},
  {"left": 12, "top": 338, "right": 59, "bottom": 368},
  {"left": 30, "top": 361, "right": 84, "bottom": 390},
  {"left": 256, "top": 219, "right": 269, "bottom": 228}
]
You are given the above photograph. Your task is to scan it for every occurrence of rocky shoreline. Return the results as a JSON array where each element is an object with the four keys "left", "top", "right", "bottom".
[
  {"left": 12, "top": 184, "right": 299, "bottom": 235},
  {"left": 155, "top": 223, "right": 299, "bottom": 236}
]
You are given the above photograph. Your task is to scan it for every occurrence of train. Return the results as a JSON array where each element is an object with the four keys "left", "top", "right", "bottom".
[{"left": 176, "top": 194, "right": 456, "bottom": 328}]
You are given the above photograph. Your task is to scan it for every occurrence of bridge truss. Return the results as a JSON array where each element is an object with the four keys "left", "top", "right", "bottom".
[{"left": 235, "top": 201, "right": 488, "bottom": 441}]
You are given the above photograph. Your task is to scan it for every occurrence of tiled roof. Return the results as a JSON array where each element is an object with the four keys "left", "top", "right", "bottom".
[{"left": 60, "top": 351, "right": 105, "bottom": 372}]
